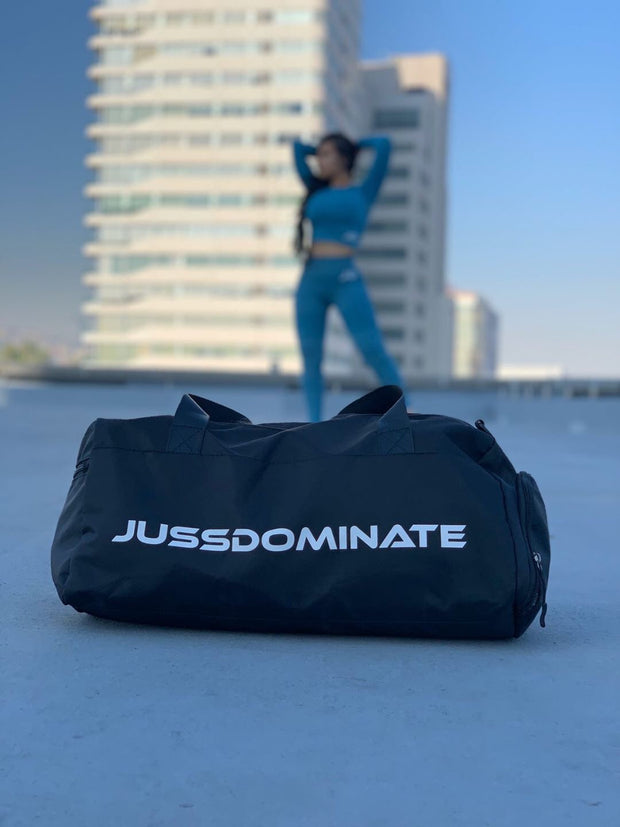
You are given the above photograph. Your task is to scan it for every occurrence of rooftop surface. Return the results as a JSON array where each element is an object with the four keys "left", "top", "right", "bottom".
[{"left": 2, "top": 380, "right": 619, "bottom": 826}]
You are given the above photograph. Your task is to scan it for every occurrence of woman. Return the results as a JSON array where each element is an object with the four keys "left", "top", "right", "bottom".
[{"left": 292, "top": 132, "right": 410, "bottom": 422}]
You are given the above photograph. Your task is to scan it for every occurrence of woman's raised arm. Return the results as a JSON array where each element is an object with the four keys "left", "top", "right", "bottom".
[
  {"left": 356, "top": 135, "right": 392, "bottom": 203},
  {"left": 292, "top": 138, "right": 322, "bottom": 187}
]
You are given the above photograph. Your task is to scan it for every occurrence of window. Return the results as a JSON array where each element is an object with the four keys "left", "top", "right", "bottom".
[
  {"left": 189, "top": 135, "right": 212, "bottom": 146},
  {"left": 219, "top": 104, "right": 244, "bottom": 115},
  {"left": 219, "top": 194, "right": 245, "bottom": 205},
  {"left": 166, "top": 13, "right": 188, "bottom": 25},
  {"left": 97, "top": 195, "right": 151, "bottom": 214},
  {"left": 366, "top": 220, "right": 409, "bottom": 233},
  {"left": 221, "top": 11, "right": 246, "bottom": 24},
  {"left": 274, "top": 102, "right": 303, "bottom": 114},
  {"left": 189, "top": 74, "right": 214, "bottom": 86},
  {"left": 163, "top": 73, "right": 183, "bottom": 86},
  {"left": 274, "top": 69, "right": 315, "bottom": 84},
  {"left": 100, "top": 46, "right": 133, "bottom": 66},
  {"left": 377, "top": 193, "right": 409, "bottom": 206},
  {"left": 273, "top": 10, "right": 315, "bottom": 24},
  {"left": 272, "top": 255, "right": 297, "bottom": 266},
  {"left": 357, "top": 248, "right": 407, "bottom": 260},
  {"left": 373, "top": 108, "right": 420, "bottom": 129},
  {"left": 192, "top": 13, "right": 213, "bottom": 26},
  {"left": 365, "top": 274, "right": 406, "bottom": 288},
  {"left": 109, "top": 255, "right": 173, "bottom": 274},
  {"left": 386, "top": 167, "right": 411, "bottom": 178},
  {"left": 375, "top": 301, "right": 403, "bottom": 314},
  {"left": 274, "top": 40, "right": 320, "bottom": 53},
  {"left": 101, "top": 106, "right": 152, "bottom": 124},
  {"left": 275, "top": 132, "right": 298, "bottom": 144}
]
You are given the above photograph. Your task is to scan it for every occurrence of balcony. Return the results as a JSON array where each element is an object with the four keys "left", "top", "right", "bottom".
[
  {"left": 85, "top": 112, "right": 324, "bottom": 138},
  {"left": 81, "top": 324, "right": 296, "bottom": 348},
  {"left": 82, "top": 267, "right": 297, "bottom": 288},
  {"left": 87, "top": 50, "right": 324, "bottom": 79},
  {"left": 82, "top": 294, "right": 294, "bottom": 319},
  {"left": 83, "top": 177, "right": 305, "bottom": 199},
  {"left": 88, "top": 21, "right": 324, "bottom": 50}
]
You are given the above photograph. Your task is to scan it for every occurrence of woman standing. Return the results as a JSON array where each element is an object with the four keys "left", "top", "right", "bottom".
[{"left": 291, "top": 132, "right": 410, "bottom": 422}]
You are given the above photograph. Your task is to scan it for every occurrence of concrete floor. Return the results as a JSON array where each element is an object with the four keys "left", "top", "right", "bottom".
[{"left": 1, "top": 381, "right": 619, "bottom": 826}]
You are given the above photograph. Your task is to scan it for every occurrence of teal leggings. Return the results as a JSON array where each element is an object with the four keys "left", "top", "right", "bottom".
[{"left": 295, "top": 255, "right": 408, "bottom": 422}]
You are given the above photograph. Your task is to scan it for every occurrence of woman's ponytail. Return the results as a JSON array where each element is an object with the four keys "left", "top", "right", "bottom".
[{"left": 294, "top": 179, "right": 328, "bottom": 257}]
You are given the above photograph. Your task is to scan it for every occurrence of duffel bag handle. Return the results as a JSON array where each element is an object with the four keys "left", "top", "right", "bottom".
[
  {"left": 334, "top": 384, "right": 413, "bottom": 454},
  {"left": 335, "top": 384, "right": 410, "bottom": 429},
  {"left": 167, "top": 384, "right": 413, "bottom": 455},
  {"left": 176, "top": 394, "right": 251, "bottom": 426},
  {"left": 167, "top": 394, "right": 251, "bottom": 453}
]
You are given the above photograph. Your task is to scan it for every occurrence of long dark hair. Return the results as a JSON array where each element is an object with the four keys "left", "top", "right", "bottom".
[{"left": 293, "top": 132, "right": 360, "bottom": 258}]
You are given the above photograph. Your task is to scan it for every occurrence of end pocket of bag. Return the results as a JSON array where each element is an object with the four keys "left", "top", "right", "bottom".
[{"left": 515, "top": 470, "right": 551, "bottom": 630}]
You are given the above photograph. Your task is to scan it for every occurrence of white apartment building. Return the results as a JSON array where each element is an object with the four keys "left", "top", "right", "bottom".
[
  {"left": 80, "top": 1, "right": 450, "bottom": 383},
  {"left": 448, "top": 288, "right": 499, "bottom": 379},
  {"left": 82, "top": 0, "right": 362, "bottom": 372}
]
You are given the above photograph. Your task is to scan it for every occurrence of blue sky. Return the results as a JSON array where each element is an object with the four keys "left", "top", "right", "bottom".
[{"left": 1, "top": 0, "right": 618, "bottom": 375}]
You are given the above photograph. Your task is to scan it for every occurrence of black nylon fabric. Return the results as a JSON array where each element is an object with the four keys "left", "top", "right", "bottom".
[{"left": 50, "top": 385, "right": 551, "bottom": 639}]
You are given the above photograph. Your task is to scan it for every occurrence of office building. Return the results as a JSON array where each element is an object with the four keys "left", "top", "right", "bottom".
[
  {"left": 327, "top": 53, "right": 451, "bottom": 383},
  {"left": 81, "top": 2, "right": 449, "bottom": 384},
  {"left": 82, "top": 0, "right": 362, "bottom": 371},
  {"left": 447, "top": 288, "right": 499, "bottom": 379}
]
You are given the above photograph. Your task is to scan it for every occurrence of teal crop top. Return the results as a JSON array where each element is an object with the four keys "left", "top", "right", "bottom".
[{"left": 292, "top": 135, "right": 391, "bottom": 250}]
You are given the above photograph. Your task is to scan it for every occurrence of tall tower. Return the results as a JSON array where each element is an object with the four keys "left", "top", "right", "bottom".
[
  {"left": 331, "top": 53, "right": 451, "bottom": 383},
  {"left": 81, "top": 0, "right": 362, "bottom": 372},
  {"left": 448, "top": 288, "right": 499, "bottom": 379}
]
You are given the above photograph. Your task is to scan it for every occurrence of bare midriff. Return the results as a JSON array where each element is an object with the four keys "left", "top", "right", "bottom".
[{"left": 309, "top": 240, "right": 355, "bottom": 257}]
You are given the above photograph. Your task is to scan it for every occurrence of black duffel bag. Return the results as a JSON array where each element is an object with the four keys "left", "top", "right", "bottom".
[{"left": 50, "top": 385, "right": 550, "bottom": 639}]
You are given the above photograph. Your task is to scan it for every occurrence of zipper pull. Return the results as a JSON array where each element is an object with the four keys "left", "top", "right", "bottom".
[
  {"left": 540, "top": 602, "right": 548, "bottom": 627},
  {"left": 475, "top": 419, "right": 492, "bottom": 436},
  {"left": 533, "top": 551, "right": 548, "bottom": 627}
]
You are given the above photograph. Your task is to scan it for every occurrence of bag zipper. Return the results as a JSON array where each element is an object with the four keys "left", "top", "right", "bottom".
[
  {"left": 520, "top": 473, "right": 548, "bottom": 627},
  {"left": 477, "top": 421, "right": 548, "bottom": 629},
  {"left": 532, "top": 550, "right": 548, "bottom": 627}
]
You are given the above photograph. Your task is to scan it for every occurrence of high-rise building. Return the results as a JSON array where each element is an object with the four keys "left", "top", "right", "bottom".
[
  {"left": 82, "top": 0, "right": 362, "bottom": 372},
  {"left": 447, "top": 288, "right": 499, "bottom": 379},
  {"left": 327, "top": 54, "right": 451, "bottom": 383},
  {"left": 80, "top": 2, "right": 449, "bottom": 384}
]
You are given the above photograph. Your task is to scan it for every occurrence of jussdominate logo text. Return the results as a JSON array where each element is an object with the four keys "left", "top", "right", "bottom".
[{"left": 112, "top": 520, "right": 467, "bottom": 552}]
